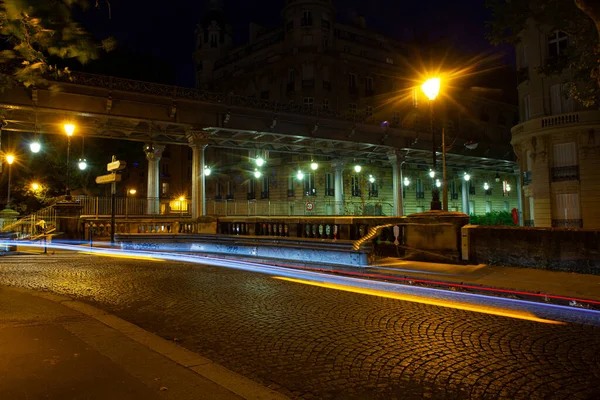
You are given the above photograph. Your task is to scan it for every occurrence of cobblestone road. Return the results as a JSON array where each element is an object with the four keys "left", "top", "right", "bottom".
[{"left": 1, "top": 254, "right": 599, "bottom": 399}]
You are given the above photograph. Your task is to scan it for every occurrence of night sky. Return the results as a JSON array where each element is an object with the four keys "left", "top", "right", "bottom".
[{"left": 79, "top": 0, "right": 513, "bottom": 88}]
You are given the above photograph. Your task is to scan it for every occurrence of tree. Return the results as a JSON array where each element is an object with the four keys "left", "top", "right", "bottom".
[
  {"left": 0, "top": 0, "right": 114, "bottom": 90},
  {"left": 486, "top": 0, "right": 600, "bottom": 108}
]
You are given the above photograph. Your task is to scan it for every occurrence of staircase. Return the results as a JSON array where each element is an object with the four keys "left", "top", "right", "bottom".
[{"left": 1, "top": 197, "right": 64, "bottom": 240}]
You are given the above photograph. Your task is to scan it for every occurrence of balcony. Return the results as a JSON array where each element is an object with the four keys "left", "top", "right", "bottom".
[
  {"left": 552, "top": 219, "right": 583, "bottom": 228},
  {"left": 512, "top": 110, "right": 600, "bottom": 137},
  {"left": 523, "top": 171, "right": 532, "bottom": 186},
  {"left": 552, "top": 165, "right": 579, "bottom": 182}
]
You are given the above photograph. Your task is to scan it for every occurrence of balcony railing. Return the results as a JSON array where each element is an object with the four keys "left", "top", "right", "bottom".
[
  {"left": 208, "top": 199, "right": 394, "bottom": 216},
  {"left": 552, "top": 219, "right": 583, "bottom": 228},
  {"left": 551, "top": 165, "right": 579, "bottom": 182},
  {"left": 523, "top": 171, "right": 532, "bottom": 186}
]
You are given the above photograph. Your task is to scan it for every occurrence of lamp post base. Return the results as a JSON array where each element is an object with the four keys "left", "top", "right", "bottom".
[{"left": 430, "top": 188, "right": 441, "bottom": 211}]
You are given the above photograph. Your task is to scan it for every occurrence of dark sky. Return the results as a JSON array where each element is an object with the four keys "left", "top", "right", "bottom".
[{"left": 79, "top": 0, "right": 514, "bottom": 87}]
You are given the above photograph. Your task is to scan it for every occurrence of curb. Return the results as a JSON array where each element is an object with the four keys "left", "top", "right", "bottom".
[{"left": 5, "top": 286, "right": 289, "bottom": 400}]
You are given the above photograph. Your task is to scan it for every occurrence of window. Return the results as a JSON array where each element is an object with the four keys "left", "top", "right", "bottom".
[
  {"left": 469, "top": 200, "right": 475, "bottom": 215},
  {"left": 227, "top": 181, "right": 234, "bottom": 199},
  {"left": 348, "top": 103, "right": 357, "bottom": 114},
  {"left": 216, "top": 182, "right": 222, "bottom": 199},
  {"left": 303, "top": 173, "right": 316, "bottom": 196},
  {"left": 351, "top": 175, "right": 361, "bottom": 197},
  {"left": 248, "top": 179, "right": 255, "bottom": 200},
  {"left": 288, "top": 69, "right": 295, "bottom": 84},
  {"left": 261, "top": 176, "right": 269, "bottom": 199},
  {"left": 366, "top": 76, "right": 373, "bottom": 93},
  {"left": 412, "top": 87, "right": 419, "bottom": 108},
  {"left": 553, "top": 193, "right": 580, "bottom": 221},
  {"left": 521, "top": 44, "right": 529, "bottom": 67},
  {"left": 302, "top": 34, "right": 313, "bottom": 46},
  {"left": 161, "top": 163, "right": 169, "bottom": 175},
  {"left": 366, "top": 106, "right": 373, "bottom": 117},
  {"left": 286, "top": 21, "right": 294, "bottom": 32},
  {"left": 552, "top": 142, "right": 579, "bottom": 181},
  {"left": 469, "top": 181, "right": 476, "bottom": 195},
  {"left": 523, "top": 94, "right": 531, "bottom": 121},
  {"left": 321, "top": 19, "right": 331, "bottom": 30},
  {"left": 349, "top": 73, "right": 357, "bottom": 88},
  {"left": 301, "top": 10, "right": 313, "bottom": 27},
  {"left": 563, "top": 84, "right": 574, "bottom": 113},
  {"left": 416, "top": 178, "right": 424, "bottom": 199},
  {"left": 450, "top": 180, "right": 458, "bottom": 200},
  {"left": 288, "top": 175, "right": 295, "bottom": 197},
  {"left": 325, "top": 173, "right": 334, "bottom": 196},
  {"left": 486, "top": 201, "right": 492, "bottom": 213},
  {"left": 260, "top": 90, "right": 270, "bottom": 99},
  {"left": 303, "top": 97, "right": 314, "bottom": 107},
  {"left": 386, "top": 57, "right": 394, "bottom": 64},
  {"left": 343, "top": 46, "right": 350, "bottom": 53},
  {"left": 548, "top": 31, "right": 568, "bottom": 58},
  {"left": 368, "top": 180, "right": 378, "bottom": 197},
  {"left": 302, "top": 63, "right": 314, "bottom": 80},
  {"left": 161, "top": 182, "right": 169, "bottom": 195},
  {"left": 323, "top": 66, "right": 330, "bottom": 84},
  {"left": 550, "top": 84, "right": 562, "bottom": 115},
  {"left": 322, "top": 36, "right": 329, "bottom": 48},
  {"left": 322, "top": 99, "right": 329, "bottom": 110},
  {"left": 504, "top": 201, "right": 509, "bottom": 212},
  {"left": 503, "top": 180, "right": 510, "bottom": 197}
]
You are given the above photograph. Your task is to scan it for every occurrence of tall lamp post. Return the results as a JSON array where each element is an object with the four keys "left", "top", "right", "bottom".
[
  {"left": 64, "top": 123, "right": 75, "bottom": 200},
  {"left": 421, "top": 78, "right": 441, "bottom": 211},
  {"left": 5, "top": 154, "right": 15, "bottom": 209}
]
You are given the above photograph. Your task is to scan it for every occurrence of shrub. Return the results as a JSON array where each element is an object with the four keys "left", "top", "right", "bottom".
[{"left": 470, "top": 211, "right": 516, "bottom": 226}]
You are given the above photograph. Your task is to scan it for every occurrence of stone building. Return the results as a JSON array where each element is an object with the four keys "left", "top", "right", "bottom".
[
  {"left": 156, "top": 0, "right": 520, "bottom": 217},
  {"left": 511, "top": 19, "right": 600, "bottom": 228}
]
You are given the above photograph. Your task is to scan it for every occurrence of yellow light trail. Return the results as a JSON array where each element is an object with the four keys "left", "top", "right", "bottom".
[
  {"left": 273, "top": 277, "right": 564, "bottom": 325},
  {"left": 78, "top": 251, "right": 164, "bottom": 262}
]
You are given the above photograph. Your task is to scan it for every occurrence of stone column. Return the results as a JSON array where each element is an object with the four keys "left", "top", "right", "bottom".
[
  {"left": 516, "top": 169, "right": 523, "bottom": 226},
  {"left": 332, "top": 160, "right": 345, "bottom": 215},
  {"left": 144, "top": 144, "right": 165, "bottom": 215},
  {"left": 462, "top": 179, "right": 469, "bottom": 215},
  {"left": 187, "top": 132, "right": 209, "bottom": 218},
  {"left": 388, "top": 152, "right": 404, "bottom": 217}
]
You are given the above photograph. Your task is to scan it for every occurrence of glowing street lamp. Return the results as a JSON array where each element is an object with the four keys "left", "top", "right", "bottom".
[
  {"left": 78, "top": 159, "right": 87, "bottom": 170},
  {"left": 255, "top": 156, "right": 265, "bottom": 167},
  {"left": 178, "top": 196, "right": 185, "bottom": 217},
  {"left": 369, "top": 175, "right": 375, "bottom": 183},
  {"left": 464, "top": 173, "right": 471, "bottom": 181},
  {"left": 310, "top": 161, "right": 318, "bottom": 171},
  {"left": 31, "top": 182, "right": 40, "bottom": 192},
  {"left": 203, "top": 165, "right": 211, "bottom": 176},
  {"left": 297, "top": 170, "right": 304, "bottom": 180},
  {"left": 421, "top": 77, "right": 442, "bottom": 210},
  {"left": 429, "top": 169, "right": 435, "bottom": 178},
  {"left": 254, "top": 169, "right": 262, "bottom": 179},
  {"left": 403, "top": 177, "right": 410, "bottom": 186},
  {"left": 30, "top": 140, "right": 41, "bottom": 153},
  {"left": 129, "top": 189, "right": 137, "bottom": 196},
  {"left": 354, "top": 164, "right": 361, "bottom": 173},
  {"left": 64, "top": 123, "right": 75, "bottom": 200}
]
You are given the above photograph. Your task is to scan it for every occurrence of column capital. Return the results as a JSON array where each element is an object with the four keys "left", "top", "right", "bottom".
[
  {"left": 387, "top": 150, "right": 405, "bottom": 164},
  {"left": 144, "top": 143, "right": 166, "bottom": 161},
  {"left": 187, "top": 131, "right": 210, "bottom": 148},
  {"left": 331, "top": 159, "right": 345, "bottom": 170}
]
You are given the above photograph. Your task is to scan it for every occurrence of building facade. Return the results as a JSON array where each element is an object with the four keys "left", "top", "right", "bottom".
[
  {"left": 151, "top": 0, "right": 521, "bottom": 217},
  {"left": 511, "top": 19, "right": 600, "bottom": 228}
]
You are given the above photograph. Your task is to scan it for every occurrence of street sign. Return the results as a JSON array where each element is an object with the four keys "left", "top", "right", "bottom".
[
  {"left": 107, "top": 160, "right": 127, "bottom": 171},
  {"left": 95, "top": 173, "right": 122, "bottom": 184}
]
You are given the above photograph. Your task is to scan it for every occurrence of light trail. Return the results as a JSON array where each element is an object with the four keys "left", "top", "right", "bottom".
[
  {"left": 273, "top": 277, "right": 564, "bottom": 325},
  {"left": 3, "top": 240, "right": 600, "bottom": 327}
]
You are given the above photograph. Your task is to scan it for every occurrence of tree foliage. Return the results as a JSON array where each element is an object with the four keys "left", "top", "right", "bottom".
[
  {"left": 485, "top": 0, "right": 600, "bottom": 108},
  {"left": 0, "top": 0, "right": 114, "bottom": 90}
]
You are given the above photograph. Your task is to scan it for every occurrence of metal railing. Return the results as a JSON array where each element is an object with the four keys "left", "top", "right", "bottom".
[
  {"left": 207, "top": 199, "right": 393, "bottom": 216},
  {"left": 552, "top": 219, "right": 583, "bottom": 228},
  {"left": 551, "top": 165, "right": 579, "bottom": 182},
  {"left": 1, "top": 203, "right": 58, "bottom": 239},
  {"left": 74, "top": 196, "right": 191, "bottom": 217}
]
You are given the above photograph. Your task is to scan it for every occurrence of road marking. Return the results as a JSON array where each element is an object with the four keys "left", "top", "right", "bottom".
[
  {"left": 273, "top": 276, "right": 565, "bottom": 325},
  {"left": 78, "top": 251, "right": 164, "bottom": 262}
]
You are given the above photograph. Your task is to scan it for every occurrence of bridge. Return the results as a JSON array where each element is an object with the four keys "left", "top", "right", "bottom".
[{"left": 0, "top": 71, "right": 518, "bottom": 218}]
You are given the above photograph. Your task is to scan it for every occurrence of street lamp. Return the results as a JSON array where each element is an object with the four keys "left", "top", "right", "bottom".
[
  {"left": 5, "top": 154, "right": 15, "bottom": 209},
  {"left": 310, "top": 161, "right": 318, "bottom": 171},
  {"left": 203, "top": 165, "right": 211, "bottom": 176},
  {"left": 255, "top": 156, "right": 265, "bottom": 167},
  {"left": 178, "top": 196, "right": 185, "bottom": 218},
  {"left": 31, "top": 182, "right": 40, "bottom": 192},
  {"left": 421, "top": 77, "right": 442, "bottom": 211},
  {"left": 129, "top": 189, "right": 137, "bottom": 196},
  {"left": 64, "top": 123, "right": 75, "bottom": 200},
  {"left": 354, "top": 164, "right": 361, "bottom": 173},
  {"left": 78, "top": 159, "right": 87, "bottom": 170},
  {"left": 30, "top": 140, "right": 41, "bottom": 153}
]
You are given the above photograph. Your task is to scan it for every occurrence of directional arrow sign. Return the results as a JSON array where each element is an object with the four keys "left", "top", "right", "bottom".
[
  {"left": 107, "top": 160, "right": 127, "bottom": 172},
  {"left": 95, "top": 173, "right": 122, "bottom": 184}
]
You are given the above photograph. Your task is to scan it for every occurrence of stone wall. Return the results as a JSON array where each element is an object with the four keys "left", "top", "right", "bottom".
[{"left": 465, "top": 225, "right": 600, "bottom": 274}]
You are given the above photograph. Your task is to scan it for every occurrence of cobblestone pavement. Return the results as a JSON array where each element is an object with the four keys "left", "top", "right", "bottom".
[{"left": 1, "top": 254, "right": 599, "bottom": 400}]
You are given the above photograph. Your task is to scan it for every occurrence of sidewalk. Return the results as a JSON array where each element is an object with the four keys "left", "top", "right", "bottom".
[{"left": 0, "top": 286, "right": 287, "bottom": 400}]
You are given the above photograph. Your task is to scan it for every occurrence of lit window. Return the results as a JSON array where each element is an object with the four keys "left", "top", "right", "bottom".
[{"left": 161, "top": 182, "right": 169, "bottom": 195}]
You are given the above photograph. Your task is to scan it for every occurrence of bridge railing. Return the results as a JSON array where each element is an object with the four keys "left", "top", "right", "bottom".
[
  {"left": 1, "top": 202, "right": 59, "bottom": 238},
  {"left": 75, "top": 196, "right": 191, "bottom": 217},
  {"left": 207, "top": 199, "right": 393, "bottom": 216}
]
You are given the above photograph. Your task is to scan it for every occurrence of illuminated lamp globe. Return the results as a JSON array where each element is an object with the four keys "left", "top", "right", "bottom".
[
  {"left": 310, "top": 162, "right": 318, "bottom": 171},
  {"left": 483, "top": 182, "right": 490, "bottom": 190},
  {"left": 30, "top": 141, "right": 41, "bottom": 153},
  {"left": 354, "top": 165, "right": 361, "bottom": 173},
  {"left": 421, "top": 78, "right": 441, "bottom": 101},
  {"left": 64, "top": 123, "right": 75, "bottom": 136},
  {"left": 297, "top": 170, "right": 304, "bottom": 180},
  {"left": 203, "top": 166, "right": 211, "bottom": 176},
  {"left": 464, "top": 173, "right": 471, "bottom": 182},
  {"left": 436, "top": 179, "right": 441, "bottom": 188},
  {"left": 78, "top": 159, "right": 87, "bottom": 170},
  {"left": 429, "top": 170, "right": 435, "bottom": 178},
  {"left": 403, "top": 177, "right": 410, "bottom": 186},
  {"left": 31, "top": 183, "right": 40, "bottom": 191},
  {"left": 506, "top": 184, "right": 511, "bottom": 192},
  {"left": 6, "top": 154, "right": 15, "bottom": 165},
  {"left": 369, "top": 175, "right": 375, "bottom": 183},
  {"left": 254, "top": 169, "right": 262, "bottom": 179},
  {"left": 255, "top": 157, "right": 265, "bottom": 167}
]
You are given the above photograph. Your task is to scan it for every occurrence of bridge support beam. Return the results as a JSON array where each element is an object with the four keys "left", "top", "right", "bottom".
[
  {"left": 144, "top": 144, "right": 165, "bottom": 215},
  {"left": 188, "top": 132, "right": 209, "bottom": 218},
  {"left": 332, "top": 160, "right": 345, "bottom": 215},
  {"left": 388, "top": 152, "right": 404, "bottom": 217}
]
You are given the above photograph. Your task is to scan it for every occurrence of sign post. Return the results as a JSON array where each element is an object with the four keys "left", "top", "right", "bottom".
[{"left": 96, "top": 155, "right": 127, "bottom": 245}]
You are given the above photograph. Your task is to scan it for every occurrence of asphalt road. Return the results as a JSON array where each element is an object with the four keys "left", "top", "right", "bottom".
[{"left": 1, "top": 252, "right": 599, "bottom": 400}]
